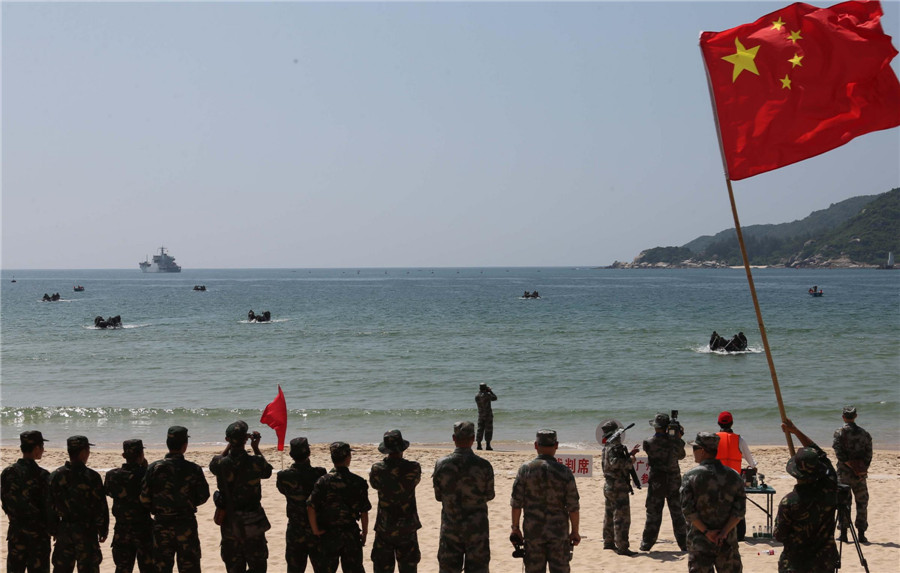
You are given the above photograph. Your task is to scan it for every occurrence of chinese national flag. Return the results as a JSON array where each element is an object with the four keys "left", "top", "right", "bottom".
[
  {"left": 700, "top": 1, "right": 900, "bottom": 180},
  {"left": 260, "top": 385, "right": 288, "bottom": 451}
]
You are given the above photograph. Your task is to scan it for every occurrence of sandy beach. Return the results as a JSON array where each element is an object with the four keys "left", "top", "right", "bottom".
[{"left": 2, "top": 443, "right": 896, "bottom": 572}]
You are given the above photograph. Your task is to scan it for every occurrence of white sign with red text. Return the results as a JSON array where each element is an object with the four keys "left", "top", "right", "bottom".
[
  {"left": 633, "top": 456, "right": 650, "bottom": 487},
  {"left": 555, "top": 454, "right": 593, "bottom": 478}
]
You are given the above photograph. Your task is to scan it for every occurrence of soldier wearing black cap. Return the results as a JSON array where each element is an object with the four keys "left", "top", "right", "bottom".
[
  {"left": 432, "top": 421, "right": 495, "bottom": 573},
  {"left": 105, "top": 439, "right": 153, "bottom": 572},
  {"left": 209, "top": 420, "right": 274, "bottom": 572},
  {"left": 307, "top": 441, "right": 372, "bottom": 573},
  {"left": 140, "top": 425, "right": 210, "bottom": 573},
  {"left": 832, "top": 405, "right": 872, "bottom": 543},
  {"left": 48, "top": 435, "right": 109, "bottom": 572},
  {"left": 639, "top": 412, "right": 687, "bottom": 552},
  {"left": 679, "top": 432, "right": 744, "bottom": 573},
  {"left": 510, "top": 429, "right": 581, "bottom": 573},
  {"left": 369, "top": 429, "right": 422, "bottom": 573},
  {"left": 276, "top": 437, "right": 327, "bottom": 573},
  {"left": 776, "top": 418, "right": 840, "bottom": 570},
  {"left": 1, "top": 430, "right": 54, "bottom": 572}
]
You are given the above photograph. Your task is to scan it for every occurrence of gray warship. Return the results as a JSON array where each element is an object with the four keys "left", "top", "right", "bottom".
[{"left": 139, "top": 246, "right": 182, "bottom": 273}]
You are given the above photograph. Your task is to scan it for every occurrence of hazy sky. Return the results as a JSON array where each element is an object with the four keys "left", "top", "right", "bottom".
[{"left": 3, "top": 1, "right": 899, "bottom": 269}]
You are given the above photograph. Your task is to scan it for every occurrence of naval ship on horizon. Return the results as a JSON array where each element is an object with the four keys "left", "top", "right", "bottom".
[{"left": 139, "top": 247, "right": 182, "bottom": 273}]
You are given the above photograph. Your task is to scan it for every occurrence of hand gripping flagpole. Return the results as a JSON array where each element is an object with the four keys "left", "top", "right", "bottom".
[{"left": 701, "top": 51, "right": 796, "bottom": 456}]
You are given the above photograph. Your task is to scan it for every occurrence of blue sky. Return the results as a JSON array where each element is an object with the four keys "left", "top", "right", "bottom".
[{"left": 3, "top": 1, "right": 898, "bottom": 269}]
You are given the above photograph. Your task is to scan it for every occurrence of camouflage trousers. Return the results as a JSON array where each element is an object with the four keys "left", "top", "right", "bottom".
[
  {"left": 110, "top": 525, "right": 154, "bottom": 573},
  {"left": 220, "top": 519, "right": 269, "bottom": 573},
  {"left": 476, "top": 415, "right": 494, "bottom": 444},
  {"left": 837, "top": 467, "right": 868, "bottom": 533},
  {"left": 641, "top": 471, "right": 687, "bottom": 549},
  {"left": 523, "top": 538, "right": 571, "bottom": 573},
  {"left": 284, "top": 521, "right": 322, "bottom": 573},
  {"left": 602, "top": 479, "right": 631, "bottom": 549},
  {"left": 319, "top": 526, "right": 364, "bottom": 573},
  {"left": 5, "top": 523, "right": 51, "bottom": 573},
  {"left": 51, "top": 523, "right": 102, "bottom": 573},
  {"left": 152, "top": 517, "right": 202, "bottom": 573},
  {"left": 437, "top": 526, "right": 490, "bottom": 573},
  {"left": 371, "top": 530, "right": 421, "bottom": 573},
  {"left": 686, "top": 530, "right": 742, "bottom": 573}
]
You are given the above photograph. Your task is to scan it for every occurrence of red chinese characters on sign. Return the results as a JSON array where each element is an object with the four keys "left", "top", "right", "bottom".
[{"left": 555, "top": 454, "right": 593, "bottom": 477}]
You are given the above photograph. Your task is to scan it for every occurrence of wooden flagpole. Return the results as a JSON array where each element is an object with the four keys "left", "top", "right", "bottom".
[{"left": 724, "top": 178, "right": 796, "bottom": 456}]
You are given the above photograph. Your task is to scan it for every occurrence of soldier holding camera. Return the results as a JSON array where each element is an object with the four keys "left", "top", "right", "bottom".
[
  {"left": 833, "top": 405, "right": 872, "bottom": 543},
  {"left": 639, "top": 412, "right": 687, "bottom": 552},
  {"left": 775, "top": 418, "right": 839, "bottom": 571},
  {"left": 510, "top": 429, "right": 580, "bottom": 573},
  {"left": 475, "top": 384, "right": 498, "bottom": 451}
]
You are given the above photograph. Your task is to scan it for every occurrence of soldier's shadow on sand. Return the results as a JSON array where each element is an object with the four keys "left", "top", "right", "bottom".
[{"left": 640, "top": 550, "right": 686, "bottom": 562}]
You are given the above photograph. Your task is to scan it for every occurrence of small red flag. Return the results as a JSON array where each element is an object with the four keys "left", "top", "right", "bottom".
[
  {"left": 260, "top": 385, "right": 288, "bottom": 451},
  {"left": 700, "top": 1, "right": 900, "bottom": 180}
]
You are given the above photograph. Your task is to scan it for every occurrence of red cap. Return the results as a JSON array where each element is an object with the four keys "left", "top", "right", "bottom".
[{"left": 718, "top": 411, "right": 733, "bottom": 424}]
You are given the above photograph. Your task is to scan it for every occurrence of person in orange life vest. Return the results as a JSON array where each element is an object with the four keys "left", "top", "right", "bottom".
[{"left": 716, "top": 411, "right": 756, "bottom": 541}]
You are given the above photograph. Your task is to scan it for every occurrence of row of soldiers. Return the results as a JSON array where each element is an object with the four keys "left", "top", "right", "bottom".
[{"left": 2, "top": 406, "right": 872, "bottom": 573}]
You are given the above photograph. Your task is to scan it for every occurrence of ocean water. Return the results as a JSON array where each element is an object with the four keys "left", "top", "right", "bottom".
[{"left": 1, "top": 268, "right": 898, "bottom": 450}]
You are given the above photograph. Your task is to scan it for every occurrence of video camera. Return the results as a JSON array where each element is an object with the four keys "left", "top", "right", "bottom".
[
  {"left": 667, "top": 410, "right": 683, "bottom": 437},
  {"left": 510, "top": 533, "right": 525, "bottom": 559}
]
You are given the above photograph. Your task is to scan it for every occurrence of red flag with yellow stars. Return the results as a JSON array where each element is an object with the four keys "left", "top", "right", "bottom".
[{"left": 700, "top": 1, "right": 900, "bottom": 180}]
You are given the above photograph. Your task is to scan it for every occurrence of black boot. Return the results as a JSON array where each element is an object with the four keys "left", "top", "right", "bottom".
[
  {"left": 476, "top": 442, "right": 483, "bottom": 450},
  {"left": 485, "top": 442, "right": 493, "bottom": 451},
  {"left": 858, "top": 529, "right": 868, "bottom": 543}
]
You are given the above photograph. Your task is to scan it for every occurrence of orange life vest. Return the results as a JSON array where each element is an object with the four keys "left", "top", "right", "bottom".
[{"left": 716, "top": 431, "right": 742, "bottom": 473}]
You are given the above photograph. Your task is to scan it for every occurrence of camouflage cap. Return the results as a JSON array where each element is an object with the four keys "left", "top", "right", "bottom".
[
  {"left": 289, "top": 437, "right": 311, "bottom": 459},
  {"left": 453, "top": 421, "right": 475, "bottom": 440},
  {"left": 225, "top": 420, "right": 249, "bottom": 442},
  {"left": 20, "top": 430, "right": 47, "bottom": 448},
  {"left": 689, "top": 432, "right": 719, "bottom": 453},
  {"left": 122, "top": 439, "right": 144, "bottom": 456},
  {"left": 650, "top": 413, "right": 670, "bottom": 428},
  {"left": 329, "top": 441, "right": 352, "bottom": 459},
  {"left": 600, "top": 419, "right": 620, "bottom": 438},
  {"left": 842, "top": 405, "right": 857, "bottom": 418},
  {"left": 786, "top": 447, "right": 824, "bottom": 479},
  {"left": 536, "top": 429, "right": 558, "bottom": 447},
  {"left": 66, "top": 435, "right": 94, "bottom": 449},
  {"left": 378, "top": 429, "right": 410, "bottom": 454},
  {"left": 167, "top": 426, "right": 189, "bottom": 441}
]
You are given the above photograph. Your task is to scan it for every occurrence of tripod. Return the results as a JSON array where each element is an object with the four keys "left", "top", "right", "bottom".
[{"left": 834, "top": 484, "right": 868, "bottom": 572}]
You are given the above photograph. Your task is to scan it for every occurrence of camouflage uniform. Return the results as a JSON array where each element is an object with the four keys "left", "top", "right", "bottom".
[
  {"left": 680, "top": 433, "right": 745, "bottom": 573},
  {"left": 307, "top": 443, "right": 372, "bottom": 573},
  {"left": 474, "top": 385, "right": 497, "bottom": 449},
  {"left": 510, "top": 431, "right": 579, "bottom": 573},
  {"left": 276, "top": 438, "right": 327, "bottom": 573},
  {"left": 832, "top": 407, "right": 872, "bottom": 538},
  {"left": 104, "top": 440, "right": 153, "bottom": 573},
  {"left": 640, "top": 415, "right": 687, "bottom": 551},
  {"left": 1, "top": 431, "right": 54, "bottom": 573},
  {"left": 369, "top": 430, "right": 422, "bottom": 573},
  {"left": 432, "top": 422, "right": 495, "bottom": 573},
  {"left": 601, "top": 430, "right": 633, "bottom": 552},
  {"left": 140, "top": 427, "right": 210, "bottom": 573},
  {"left": 48, "top": 437, "right": 109, "bottom": 573},
  {"left": 209, "top": 422, "right": 274, "bottom": 573},
  {"left": 773, "top": 444, "right": 838, "bottom": 573}
]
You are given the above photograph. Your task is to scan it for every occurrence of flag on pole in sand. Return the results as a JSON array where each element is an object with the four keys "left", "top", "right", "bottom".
[
  {"left": 700, "top": 0, "right": 900, "bottom": 180},
  {"left": 260, "top": 385, "right": 288, "bottom": 451}
]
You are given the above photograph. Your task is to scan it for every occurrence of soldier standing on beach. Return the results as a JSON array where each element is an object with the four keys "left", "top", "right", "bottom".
[
  {"left": 104, "top": 439, "right": 153, "bottom": 573},
  {"left": 307, "top": 441, "right": 372, "bottom": 573},
  {"left": 680, "top": 432, "right": 745, "bottom": 573},
  {"left": 833, "top": 405, "right": 872, "bottom": 543},
  {"left": 369, "top": 429, "right": 422, "bottom": 573},
  {"left": 475, "top": 384, "right": 497, "bottom": 451},
  {"left": 510, "top": 429, "right": 580, "bottom": 573},
  {"left": 140, "top": 425, "right": 210, "bottom": 573},
  {"left": 432, "top": 421, "right": 495, "bottom": 573},
  {"left": 277, "top": 437, "right": 327, "bottom": 573},
  {"left": 48, "top": 435, "right": 109, "bottom": 572},
  {"left": 640, "top": 413, "right": 687, "bottom": 552},
  {"left": 210, "top": 420, "right": 274, "bottom": 573},
  {"left": 600, "top": 420, "right": 639, "bottom": 557},
  {"left": 1, "top": 430, "right": 54, "bottom": 573}
]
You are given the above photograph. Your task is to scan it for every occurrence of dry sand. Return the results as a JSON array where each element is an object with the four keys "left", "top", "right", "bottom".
[{"left": 2, "top": 444, "right": 897, "bottom": 572}]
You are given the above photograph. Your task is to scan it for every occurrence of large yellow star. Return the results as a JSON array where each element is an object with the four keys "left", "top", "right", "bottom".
[
  {"left": 722, "top": 38, "right": 760, "bottom": 82},
  {"left": 788, "top": 54, "right": 803, "bottom": 68},
  {"left": 771, "top": 17, "right": 785, "bottom": 31},
  {"left": 789, "top": 30, "right": 803, "bottom": 43},
  {"left": 780, "top": 75, "right": 792, "bottom": 89}
]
